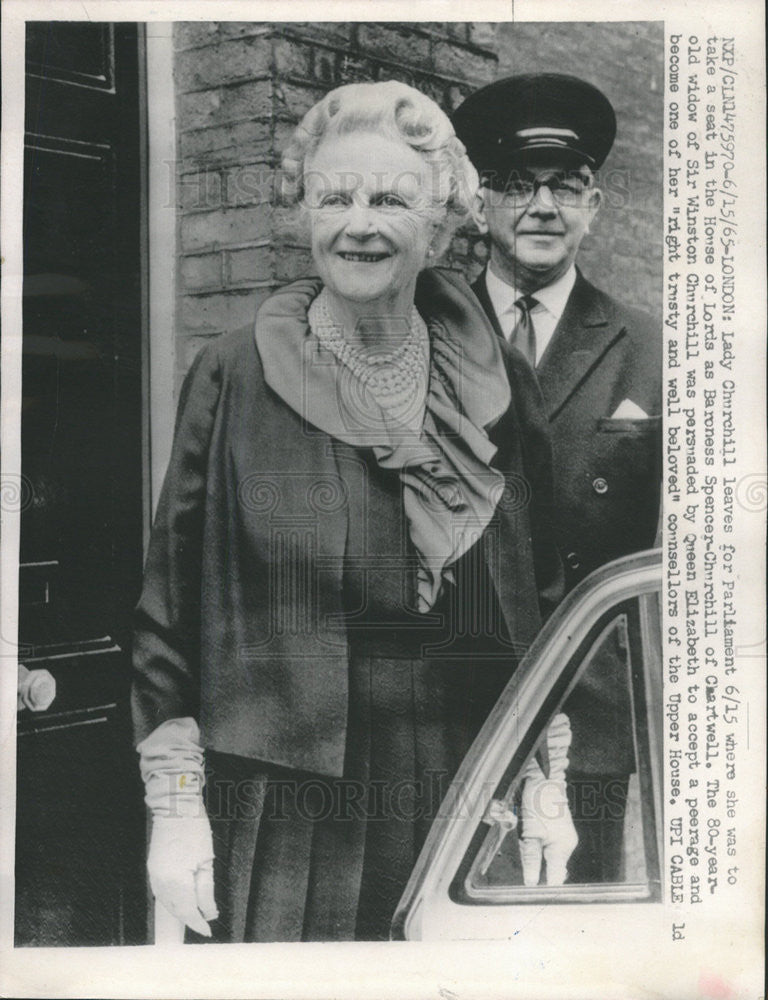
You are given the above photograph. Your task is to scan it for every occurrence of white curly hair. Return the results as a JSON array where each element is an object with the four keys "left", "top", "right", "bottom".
[{"left": 280, "top": 80, "right": 479, "bottom": 255}]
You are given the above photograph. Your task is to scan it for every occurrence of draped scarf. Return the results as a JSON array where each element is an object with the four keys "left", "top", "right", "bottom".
[{"left": 254, "top": 268, "right": 512, "bottom": 610}]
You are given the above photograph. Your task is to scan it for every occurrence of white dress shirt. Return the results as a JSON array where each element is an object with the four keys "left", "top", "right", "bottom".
[{"left": 484, "top": 264, "right": 577, "bottom": 367}]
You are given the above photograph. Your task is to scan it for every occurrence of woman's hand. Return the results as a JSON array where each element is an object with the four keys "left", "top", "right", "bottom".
[
  {"left": 138, "top": 718, "right": 218, "bottom": 936},
  {"left": 148, "top": 815, "right": 218, "bottom": 936},
  {"left": 519, "top": 713, "right": 578, "bottom": 886}
]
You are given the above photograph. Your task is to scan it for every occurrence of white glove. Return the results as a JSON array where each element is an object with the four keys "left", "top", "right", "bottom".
[
  {"left": 519, "top": 713, "right": 578, "bottom": 886},
  {"left": 147, "top": 815, "right": 217, "bottom": 936},
  {"left": 138, "top": 718, "right": 219, "bottom": 937}
]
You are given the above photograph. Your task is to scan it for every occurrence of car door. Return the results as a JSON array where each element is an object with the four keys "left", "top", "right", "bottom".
[{"left": 392, "top": 549, "right": 663, "bottom": 941}]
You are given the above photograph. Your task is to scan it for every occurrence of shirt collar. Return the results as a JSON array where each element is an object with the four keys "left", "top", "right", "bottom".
[
  {"left": 485, "top": 263, "right": 577, "bottom": 325},
  {"left": 533, "top": 266, "right": 577, "bottom": 323}
]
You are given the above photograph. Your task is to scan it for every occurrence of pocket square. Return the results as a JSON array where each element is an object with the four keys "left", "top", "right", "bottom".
[{"left": 610, "top": 399, "right": 649, "bottom": 419}]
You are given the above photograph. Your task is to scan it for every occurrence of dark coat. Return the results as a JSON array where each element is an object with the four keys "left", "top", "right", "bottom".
[
  {"left": 473, "top": 268, "right": 661, "bottom": 778},
  {"left": 132, "top": 269, "right": 562, "bottom": 779},
  {"left": 473, "top": 268, "right": 662, "bottom": 590}
]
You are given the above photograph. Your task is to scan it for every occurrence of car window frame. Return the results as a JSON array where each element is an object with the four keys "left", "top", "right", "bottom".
[
  {"left": 391, "top": 549, "right": 663, "bottom": 941},
  {"left": 459, "top": 595, "right": 662, "bottom": 905}
]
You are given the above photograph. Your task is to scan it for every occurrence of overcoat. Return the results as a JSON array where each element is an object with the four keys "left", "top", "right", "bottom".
[
  {"left": 474, "top": 268, "right": 661, "bottom": 791},
  {"left": 473, "top": 267, "right": 662, "bottom": 590},
  {"left": 132, "top": 269, "right": 562, "bottom": 779}
]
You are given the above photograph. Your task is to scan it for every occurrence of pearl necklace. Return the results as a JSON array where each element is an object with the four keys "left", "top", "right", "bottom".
[{"left": 309, "top": 290, "right": 429, "bottom": 416}]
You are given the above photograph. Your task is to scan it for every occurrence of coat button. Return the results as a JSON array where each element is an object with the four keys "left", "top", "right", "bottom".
[
  {"left": 592, "top": 476, "right": 609, "bottom": 495},
  {"left": 566, "top": 551, "right": 581, "bottom": 570}
]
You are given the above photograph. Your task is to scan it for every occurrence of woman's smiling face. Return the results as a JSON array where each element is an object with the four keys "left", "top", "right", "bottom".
[{"left": 303, "top": 132, "right": 440, "bottom": 319}]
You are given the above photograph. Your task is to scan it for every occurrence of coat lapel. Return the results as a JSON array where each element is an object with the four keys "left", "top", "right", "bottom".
[{"left": 536, "top": 271, "right": 627, "bottom": 419}]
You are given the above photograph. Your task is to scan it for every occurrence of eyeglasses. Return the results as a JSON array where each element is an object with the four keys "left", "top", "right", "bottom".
[{"left": 493, "top": 175, "right": 591, "bottom": 206}]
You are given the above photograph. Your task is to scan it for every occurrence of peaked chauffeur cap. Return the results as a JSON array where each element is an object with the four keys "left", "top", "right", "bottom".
[{"left": 452, "top": 73, "right": 617, "bottom": 184}]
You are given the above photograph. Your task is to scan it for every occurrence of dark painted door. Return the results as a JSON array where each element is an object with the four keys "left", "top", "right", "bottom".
[{"left": 16, "top": 21, "right": 147, "bottom": 946}]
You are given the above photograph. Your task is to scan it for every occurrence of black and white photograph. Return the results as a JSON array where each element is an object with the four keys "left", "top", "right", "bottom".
[{"left": 1, "top": 3, "right": 764, "bottom": 998}]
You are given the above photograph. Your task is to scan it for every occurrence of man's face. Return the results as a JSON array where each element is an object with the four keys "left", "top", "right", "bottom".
[{"left": 476, "top": 157, "right": 602, "bottom": 289}]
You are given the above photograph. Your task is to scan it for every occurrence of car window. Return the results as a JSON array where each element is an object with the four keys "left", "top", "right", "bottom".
[{"left": 458, "top": 593, "right": 662, "bottom": 904}]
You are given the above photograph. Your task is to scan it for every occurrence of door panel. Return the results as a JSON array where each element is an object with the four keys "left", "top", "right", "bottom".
[
  {"left": 16, "top": 21, "right": 146, "bottom": 946},
  {"left": 21, "top": 21, "right": 143, "bottom": 649}
]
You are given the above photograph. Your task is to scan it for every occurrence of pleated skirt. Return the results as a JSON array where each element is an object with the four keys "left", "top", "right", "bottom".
[{"left": 193, "top": 651, "right": 510, "bottom": 943}]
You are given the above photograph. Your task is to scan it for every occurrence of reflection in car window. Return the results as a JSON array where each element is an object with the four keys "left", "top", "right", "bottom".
[
  {"left": 464, "top": 598, "right": 661, "bottom": 901},
  {"left": 565, "top": 614, "right": 638, "bottom": 885}
]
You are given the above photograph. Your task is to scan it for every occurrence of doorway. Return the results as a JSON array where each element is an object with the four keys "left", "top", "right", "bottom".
[{"left": 16, "top": 21, "right": 147, "bottom": 946}]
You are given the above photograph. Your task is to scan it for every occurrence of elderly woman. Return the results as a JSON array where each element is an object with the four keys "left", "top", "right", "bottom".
[{"left": 132, "top": 80, "right": 562, "bottom": 943}]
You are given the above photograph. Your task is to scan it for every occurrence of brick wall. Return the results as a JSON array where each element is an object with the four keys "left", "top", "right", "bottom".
[
  {"left": 173, "top": 22, "right": 498, "bottom": 384},
  {"left": 172, "top": 21, "right": 662, "bottom": 385},
  {"left": 494, "top": 21, "right": 664, "bottom": 317}
]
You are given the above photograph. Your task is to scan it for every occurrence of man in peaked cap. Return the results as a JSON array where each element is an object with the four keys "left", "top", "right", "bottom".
[{"left": 453, "top": 74, "right": 662, "bottom": 887}]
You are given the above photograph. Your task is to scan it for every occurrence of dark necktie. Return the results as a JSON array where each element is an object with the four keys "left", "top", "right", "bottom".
[{"left": 510, "top": 295, "right": 537, "bottom": 367}]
